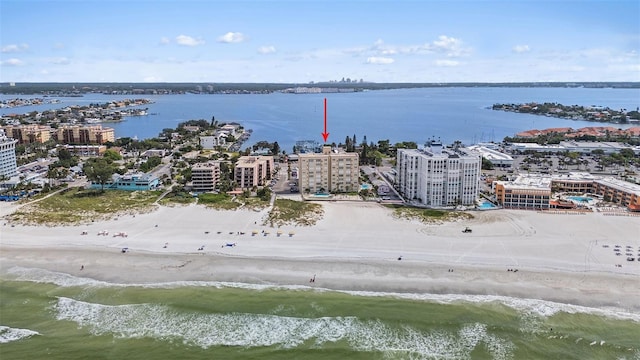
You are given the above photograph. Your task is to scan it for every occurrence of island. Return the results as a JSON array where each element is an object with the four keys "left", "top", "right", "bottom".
[{"left": 492, "top": 102, "right": 640, "bottom": 124}]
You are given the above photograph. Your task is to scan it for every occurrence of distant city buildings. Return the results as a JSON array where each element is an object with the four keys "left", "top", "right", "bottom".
[
  {"left": 396, "top": 141, "right": 481, "bottom": 207},
  {"left": 0, "top": 129, "right": 19, "bottom": 178},
  {"left": 298, "top": 145, "right": 359, "bottom": 194},
  {"left": 234, "top": 156, "right": 274, "bottom": 189}
]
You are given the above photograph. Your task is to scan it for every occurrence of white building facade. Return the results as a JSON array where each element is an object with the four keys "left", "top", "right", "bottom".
[
  {"left": 0, "top": 129, "right": 18, "bottom": 178},
  {"left": 396, "top": 142, "right": 481, "bottom": 207}
]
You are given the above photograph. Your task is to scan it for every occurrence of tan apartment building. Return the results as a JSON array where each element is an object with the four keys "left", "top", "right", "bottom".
[
  {"left": 494, "top": 172, "right": 640, "bottom": 211},
  {"left": 191, "top": 161, "right": 221, "bottom": 192},
  {"left": 54, "top": 125, "right": 115, "bottom": 145},
  {"left": 493, "top": 175, "right": 551, "bottom": 210},
  {"left": 234, "top": 156, "right": 274, "bottom": 189},
  {"left": 298, "top": 145, "right": 359, "bottom": 193},
  {"left": 2, "top": 124, "right": 52, "bottom": 144},
  {"left": 592, "top": 178, "right": 640, "bottom": 211}
]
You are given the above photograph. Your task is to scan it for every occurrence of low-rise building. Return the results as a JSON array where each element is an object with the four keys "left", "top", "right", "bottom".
[
  {"left": 467, "top": 145, "right": 513, "bottom": 167},
  {"left": 298, "top": 145, "right": 359, "bottom": 193},
  {"left": 493, "top": 175, "right": 551, "bottom": 210},
  {"left": 234, "top": 156, "right": 274, "bottom": 189},
  {"left": 90, "top": 173, "right": 159, "bottom": 191},
  {"left": 63, "top": 144, "right": 107, "bottom": 157},
  {"left": 493, "top": 172, "right": 640, "bottom": 211},
  {"left": 191, "top": 161, "right": 221, "bottom": 192}
]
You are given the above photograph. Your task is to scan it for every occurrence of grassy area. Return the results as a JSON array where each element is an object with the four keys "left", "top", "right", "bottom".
[
  {"left": 6, "top": 188, "right": 161, "bottom": 225},
  {"left": 158, "top": 191, "right": 197, "bottom": 206},
  {"left": 196, "top": 193, "right": 240, "bottom": 210},
  {"left": 266, "top": 198, "right": 323, "bottom": 227},
  {"left": 388, "top": 205, "right": 474, "bottom": 224}
]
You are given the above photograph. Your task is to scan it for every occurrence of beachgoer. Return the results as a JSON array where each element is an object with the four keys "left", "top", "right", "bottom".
[{"left": 80, "top": 265, "right": 84, "bottom": 270}]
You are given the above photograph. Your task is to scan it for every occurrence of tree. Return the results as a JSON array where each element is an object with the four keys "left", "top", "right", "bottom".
[
  {"left": 84, "top": 158, "right": 116, "bottom": 192},
  {"left": 103, "top": 149, "right": 122, "bottom": 161},
  {"left": 482, "top": 158, "right": 494, "bottom": 170}
]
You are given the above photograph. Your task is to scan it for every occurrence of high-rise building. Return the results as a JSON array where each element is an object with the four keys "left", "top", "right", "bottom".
[
  {"left": 191, "top": 161, "right": 221, "bottom": 192},
  {"left": 298, "top": 145, "right": 359, "bottom": 193},
  {"left": 0, "top": 129, "right": 19, "bottom": 178},
  {"left": 234, "top": 156, "right": 274, "bottom": 189},
  {"left": 396, "top": 141, "right": 481, "bottom": 207}
]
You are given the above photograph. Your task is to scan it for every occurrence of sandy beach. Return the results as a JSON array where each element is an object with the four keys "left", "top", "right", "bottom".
[{"left": 1, "top": 200, "right": 639, "bottom": 312}]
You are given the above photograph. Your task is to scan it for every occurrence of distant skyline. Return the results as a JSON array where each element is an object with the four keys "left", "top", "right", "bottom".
[{"left": 1, "top": 0, "right": 639, "bottom": 83}]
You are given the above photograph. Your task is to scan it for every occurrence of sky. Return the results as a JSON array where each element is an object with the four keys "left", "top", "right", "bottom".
[{"left": 1, "top": 0, "right": 639, "bottom": 83}]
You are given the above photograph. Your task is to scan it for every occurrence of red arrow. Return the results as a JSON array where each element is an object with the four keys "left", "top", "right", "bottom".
[{"left": 322, "top": 98, "right": 329, "bottom": 142}]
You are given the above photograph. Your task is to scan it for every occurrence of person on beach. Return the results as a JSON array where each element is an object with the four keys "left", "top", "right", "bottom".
[{"left": 80, "top": 265, "right": 84, "bottom": 270}]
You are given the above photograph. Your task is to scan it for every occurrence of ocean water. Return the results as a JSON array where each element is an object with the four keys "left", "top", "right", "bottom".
[
  {"left": 1, "top": 267, "right": 639, "bottom": 360},
  {"left": 2, "top": 87, "right": 639, "bottom": 151}
]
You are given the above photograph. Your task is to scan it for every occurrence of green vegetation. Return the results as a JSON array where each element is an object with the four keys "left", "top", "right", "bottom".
[
  {"left": 388, "top": 205, "right": 474, "bottom": 224},
  {"left": 84, "top": 158, "right": 118, "bottom": 191},
  {"left": 196, "top": 193, "right": 240, "bottom": 210},
  {"left": 6, "top": 188, "right": 160, "bottom": 225},
  {"left": 266, "top": 199, "right": 323, "bottom": 227}
]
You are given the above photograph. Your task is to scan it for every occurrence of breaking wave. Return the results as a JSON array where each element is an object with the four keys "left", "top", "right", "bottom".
[
  {"left": 54, "top": 297, "right": 514, "bottom": 359},
  {"left": 6, "top": 266, "right": 640, "bottom": 323},
  {"left": 0, "top": 325, "right": 40, "bottom": 344}
]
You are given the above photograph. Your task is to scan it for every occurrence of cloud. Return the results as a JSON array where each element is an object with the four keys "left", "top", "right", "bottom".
[
  {"left": 160, "top": 37, "right": 170, "bottom": 45},
  {"left": 2, "top": 44, "right": 29, "bottom": 53},
  {"left": 1, "top": 58, "right": 24, "bottom": 66},
  {"left": 50, "top": 57, "right": 71, "bottom": 65},
  {"left": 513, "top": 45, "right": 530, "bottom": 53},
  {"left": 217, "top": 32, "right": 246, "bottom": 43},
  {"left": 366, "top": 56, "right": 395, "bottom": 65},
  {"left": 430, "top": 35, "right": 468, "bottom": 57},
  {"left": 176, "top": 35, "right": 205, "bottom": 46},
  {"left": 257, "top": 45, "right": 276, "bottom": 54},
  {"left": 434, "top": 59, "right": 459, "bottom": 67}
]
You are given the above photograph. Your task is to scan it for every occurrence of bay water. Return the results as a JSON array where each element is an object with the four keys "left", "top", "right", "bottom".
[
  {"left": 2, "top": 87, "right": 639, "bottom": 151},
  {"left": 2, "top": 87, "right": 640, "bottom": 358}
]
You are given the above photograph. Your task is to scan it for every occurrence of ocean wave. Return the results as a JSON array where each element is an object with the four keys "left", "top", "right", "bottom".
[
  {"left": 0, "top": 325, "right": 40, "bottom": 344},
  {"left": 53, "top": 297, "right": 514, "bottom": 359},
  {"left": 6, "top": 266, "right": 640, "bottom": 323}
]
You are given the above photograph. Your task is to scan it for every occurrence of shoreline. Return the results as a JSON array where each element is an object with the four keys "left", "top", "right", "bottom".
[{"left": 2, "top": 201, "right": 639, "bottom": 314}]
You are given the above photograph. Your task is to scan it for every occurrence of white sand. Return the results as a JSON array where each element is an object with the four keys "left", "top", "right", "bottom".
[{"left": 1, "top": 200, "right": 639, "bottom": 311}]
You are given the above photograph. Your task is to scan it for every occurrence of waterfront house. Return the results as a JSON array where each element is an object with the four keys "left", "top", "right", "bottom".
[{"left": 90, "top": 172, "right": 159, "bottom": 191}]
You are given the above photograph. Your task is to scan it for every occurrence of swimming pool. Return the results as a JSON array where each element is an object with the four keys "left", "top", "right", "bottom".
[
  {"left": 478, "top": 201, "right": 498, "bottom": 209},
  {"left": 310, "top": 193, "right": 332, "bottom": 198},
  {"left": 566, "top": 196, "right": 594, "bottom": 203}
]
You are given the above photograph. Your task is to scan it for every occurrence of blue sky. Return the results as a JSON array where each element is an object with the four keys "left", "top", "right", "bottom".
[{"left": 1, "top": 0, "right": 638, "bottom": 83}]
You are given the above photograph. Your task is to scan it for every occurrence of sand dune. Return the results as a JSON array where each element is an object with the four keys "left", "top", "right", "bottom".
[{"left": 1, "top": 200, "right": 639, "bottom": 312}]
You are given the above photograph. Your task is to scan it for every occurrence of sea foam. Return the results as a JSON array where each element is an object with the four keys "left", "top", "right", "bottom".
[
  {"left": 7, "top": 266, "right": 639, "bottom": 323},
  {"left": 0, "top": 325, "right": 40, "bottom": 344},
  {"left": 53, "top": 297, "right": 514, "bottom": 359}
]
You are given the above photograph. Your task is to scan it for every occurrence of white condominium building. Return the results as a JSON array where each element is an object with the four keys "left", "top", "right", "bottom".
[
  {"left": 0, "top": 129, "right": 18, "bottom": 178},
  {"left": 299, "top": 145, "right": 359, "bottom": 193},
  {"left": 396, "top": 141, "right": 481, "bottom": 207}
]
